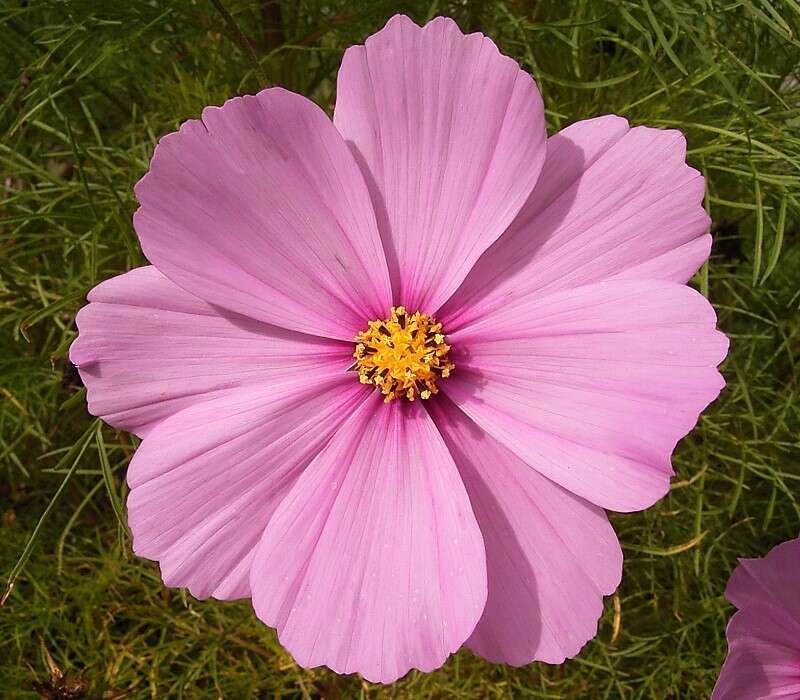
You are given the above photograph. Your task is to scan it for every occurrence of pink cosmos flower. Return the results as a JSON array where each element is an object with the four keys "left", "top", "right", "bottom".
[
  {"left": 70, "top": 14, "right": 729, "bottom": 683},
  {"left": 712, "top": 537, "right": 800, "bottom": 699}
]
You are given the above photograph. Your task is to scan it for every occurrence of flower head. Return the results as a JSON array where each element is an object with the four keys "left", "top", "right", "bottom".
[
  {"left": 70, "top": 14, "right": 728, "bottom": 683},
  {"left": 712, "top": 536, "right": 800, "bottom": 700}
]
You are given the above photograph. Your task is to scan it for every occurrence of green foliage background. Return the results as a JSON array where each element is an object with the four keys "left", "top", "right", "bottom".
[{"left": 1, "top": 1, "right": 799, "bottom": 697}]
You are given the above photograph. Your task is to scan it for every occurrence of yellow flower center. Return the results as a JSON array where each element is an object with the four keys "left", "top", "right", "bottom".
[{"left": 352, "top": 306, "right": 454, "bottom": 403}]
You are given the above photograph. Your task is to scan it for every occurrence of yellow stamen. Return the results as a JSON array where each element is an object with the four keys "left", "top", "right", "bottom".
[{"left": 352, "top": 306, "right": 455, "bottom": 403}]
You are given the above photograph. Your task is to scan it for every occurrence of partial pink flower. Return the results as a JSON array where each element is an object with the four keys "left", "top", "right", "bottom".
[
  {"left": 69, "top": 14, "right": 728, "bottom": 683},
  {"left": 712, "top": 537, "right": 800, "bottom": 700}
]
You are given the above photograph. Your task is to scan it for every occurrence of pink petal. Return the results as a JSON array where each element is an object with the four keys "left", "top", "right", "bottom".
[
  {"left": 440, "top": 116, "right": 711, "bottom": 331},
  {"left": 712, "top": 637, "right": 800, "bottom": 700},
  {"left": 250, "top": 394, "right": 487, "bottom": 683},
  {"left": 444, "top": 279, "right": 728, "bottom": 512},
  {"left": 725, "top": 605, "right": 800, "bottom": 663},
  {"left": 726, "top": 537, "right": 800, "bottom": 624},
  {"left": 133, "top": 88, "right": 392, "bottom": 340},
  {"left": 70, "top": 266, "right": 351, "bottom": 437},
  {"left": 127, "top": 373, "right": 371, "bottom": 600},
  {"left": 428, "top": 397, "right": 621, "bottom": 665},
  {"left": 334, "top": 14, "right": 546, "bottom": 313},
  {"left": 712, "top": 538, "right": 800, "bottom": 699}
]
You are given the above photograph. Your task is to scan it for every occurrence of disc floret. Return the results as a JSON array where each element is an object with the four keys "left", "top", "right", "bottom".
[{"left": 353, "top": 306, "right": 454, "bottom": 402}]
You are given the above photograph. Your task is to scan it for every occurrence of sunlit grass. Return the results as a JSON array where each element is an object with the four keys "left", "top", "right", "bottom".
[{"left": 1, "top": 1, "right": 799, "bottom": 698}]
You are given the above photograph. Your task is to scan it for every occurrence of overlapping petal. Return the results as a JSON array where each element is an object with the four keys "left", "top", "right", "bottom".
[
  {"left": 440, "top": 116, "right": 711, "bottom": 330},
  {"left": 133, "top": 87, "right": 392, "bottom": 340},
  {"left": 126, "top": 372, "right": 371, "bottom": 600},
  {"left": 429, "top": 397, "right": 622, "bottom": 665},
  {"left": 70, "top": 266, "right": 351, "bottom": 437},
  {"left": 443, "top": 279, "right": 728, "bottom": 512},
  {"left": 712, "top": 537, "right": 800, "bottom": 700},
  {"left": 250, "top": 395, "right": 487, "bottom": 683},
  {"left": 712, "top": 638, "right": 800, "bottom": 700},
  {"left": 334, "top": 14, "right": 546, "bottom": 312},
  {"left": 725, "top": 537, "right": 800, "bottom": 622}
]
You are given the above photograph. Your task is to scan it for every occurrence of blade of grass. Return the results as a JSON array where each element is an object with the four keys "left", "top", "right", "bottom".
[
  {"left": 96, "top": 423, "right": 129, "bottom": 535},
  {"left": 760, "top": 193, "right": 787, "bottom": 283},
  {"left": 1, "top": 418, "right": 98, "bottom": 605}
]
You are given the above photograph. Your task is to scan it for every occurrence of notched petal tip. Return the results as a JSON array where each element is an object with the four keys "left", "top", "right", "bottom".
[{"left": 370, "top": 13, "right": 535, "bottom": 94}]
